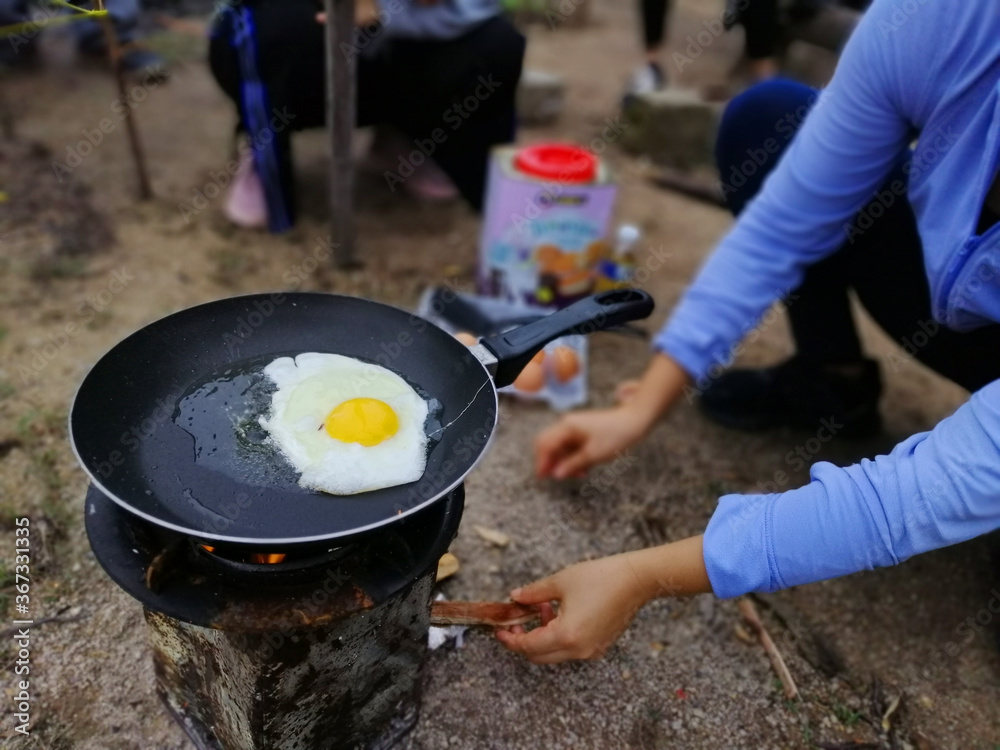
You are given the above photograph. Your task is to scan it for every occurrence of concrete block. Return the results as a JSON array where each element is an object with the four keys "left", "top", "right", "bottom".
[
  {"left": 620, "top": 88, "right": 721, "bottom": 169},
  {"left": 516, "top": 69, "right": 566, "bottom": 126}
]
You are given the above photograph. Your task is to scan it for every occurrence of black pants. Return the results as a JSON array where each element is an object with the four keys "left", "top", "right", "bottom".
[
  {"left": 636, "top": 0, "right": 794, "bottom": 62},
  {"left": 738, "top": 0, "right": 874, "bottom": 61},
  {"left": 209, "top": 1, "right": 525, "bottom": 229},
  {"left": 640, "top": 0, "right": 670, "bottom": 50},
  {"left": 741, "top": 0, "right": 780, "bottom": 60},
  {"left": 715, "top": 79, "right": 1000, "bottom": 393}
]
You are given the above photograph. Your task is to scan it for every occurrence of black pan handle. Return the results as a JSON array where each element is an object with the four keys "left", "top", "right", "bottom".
[{"left": 478, "top": 289, "right": 655, "bottom": 388}]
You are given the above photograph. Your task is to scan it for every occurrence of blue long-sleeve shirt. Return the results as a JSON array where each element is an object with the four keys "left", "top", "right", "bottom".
[{"left": 653, "top": 0, "right": 1000, "bottom": 598}]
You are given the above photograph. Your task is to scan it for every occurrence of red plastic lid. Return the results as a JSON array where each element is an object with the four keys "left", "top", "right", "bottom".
[{"left": 513, "top": 143, "right": 597, "bottom": 183}]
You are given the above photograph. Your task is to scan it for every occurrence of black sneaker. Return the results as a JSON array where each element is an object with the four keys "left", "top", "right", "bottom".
[{"left": 698, "top": 356, "right": 882, "bottom": 438}]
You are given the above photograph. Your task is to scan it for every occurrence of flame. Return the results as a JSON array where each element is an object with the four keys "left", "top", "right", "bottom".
[
  {"left": 200, "top": 545, "right": 286, "bottom": 564},
  {"left": 250, "top": 553, "right": 287, "bottom": 564}
]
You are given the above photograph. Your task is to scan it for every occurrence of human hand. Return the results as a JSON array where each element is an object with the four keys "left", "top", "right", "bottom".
[
  {"left": 496, "top": 537, "right": 711, "bottom": 665},
  {"left": 534, "top": 354, "right": 691, "bottom": 479},
  {"left": 534, "top": 405, "right": 649, "bottom": 479},
  {"left": 495, "top": 553, "right": 650, "bottom": 663}
]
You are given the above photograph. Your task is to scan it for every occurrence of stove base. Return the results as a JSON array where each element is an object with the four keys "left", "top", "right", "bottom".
[
  {"left": 160, "top": 686, "right": 420, "bottom": 750},
  {"left": 147, "top": 574, "right": 434, "bottom": 750}
]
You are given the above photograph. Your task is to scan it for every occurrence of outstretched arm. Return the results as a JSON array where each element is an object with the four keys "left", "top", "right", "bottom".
[
  {"left": 504, "top": 379, "right": 1000, "bottom": 663},
  {"left": 706, "top": 378, "right": 1000, "bottom": 597}
]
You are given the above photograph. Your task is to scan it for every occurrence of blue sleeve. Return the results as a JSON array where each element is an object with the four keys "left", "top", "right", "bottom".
[
  {"left": 703, "top": 379, "right": 1000, "bottom": 598},
  {"left": 654, "top": 0, "right": 918, "bottom": 380}
]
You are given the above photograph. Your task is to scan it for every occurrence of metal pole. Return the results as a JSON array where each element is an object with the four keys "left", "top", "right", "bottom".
[
  {"left": 96, "top": 0, "right": 153, "bottom": 200},
  {"left": 324, "top": 0, "right": 357, "bottom": 268}
]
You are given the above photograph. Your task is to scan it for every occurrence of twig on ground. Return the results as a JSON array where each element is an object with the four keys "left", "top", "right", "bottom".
[
  {"left": 0, "top": 610, "right": 88, "bottom": 638},
  {"left": 750, "top": 593, "right": 847, "bottom": 679},
  {"left": 737, "top": 597, "right": 799, "bottom": 700}
]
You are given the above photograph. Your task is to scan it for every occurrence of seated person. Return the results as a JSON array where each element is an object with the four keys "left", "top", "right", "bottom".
[
  {"left": 496, "top": 0, "right": 1000, "bottom": 664},
  {"left": 208, "top": 0, "right": 525, "bottom": 231}
]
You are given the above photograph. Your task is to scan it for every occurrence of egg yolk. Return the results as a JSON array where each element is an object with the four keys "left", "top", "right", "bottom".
[{"left": 324, "top": 398, "right": 399, "bottom": 446}]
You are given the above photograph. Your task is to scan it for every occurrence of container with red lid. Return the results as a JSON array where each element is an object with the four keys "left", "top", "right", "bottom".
[{"left": 478, "top": 142, "right": 618, "bottom": 308}]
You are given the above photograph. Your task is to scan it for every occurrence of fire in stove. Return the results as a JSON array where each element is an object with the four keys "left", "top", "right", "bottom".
[{"left": 200, "top": 545, "right": 287, "bottom": 565}]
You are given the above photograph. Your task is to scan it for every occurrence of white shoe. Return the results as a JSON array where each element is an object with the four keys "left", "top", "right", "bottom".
[{"left": 625, "top": 61, "right": 667, "bottom": 98}]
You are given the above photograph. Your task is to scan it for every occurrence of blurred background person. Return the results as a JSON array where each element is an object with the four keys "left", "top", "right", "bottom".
[
  {"left": 0, "top": 0, "right": 166, "bottom": 72},
  {"left": 624, "top": 0, "right": 873, "bottom": 101},
  {"left": 624, "top": 0, "right": 781, "bottom": 102},
  {"left": 208, "top": 0, "right": 525, "bottom": 232},
  {"left": 624, "top": 0, "right": 671, "bottom": 98}
]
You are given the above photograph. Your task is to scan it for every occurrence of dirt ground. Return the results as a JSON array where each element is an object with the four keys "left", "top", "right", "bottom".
[{"left": 1, "top": 1, "right": 997, "bottom": 748}]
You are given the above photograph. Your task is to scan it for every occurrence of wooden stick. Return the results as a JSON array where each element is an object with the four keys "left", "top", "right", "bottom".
[
  {"left": 324, "top": 0, "right": 357, "bottom": 267},
  {"left": 737, "top": 597, "right": 799, "bottom": 700},
  {"left": 430, "top": 601, "right": 541, "bottom": 628},
  {"left": 749, "top": 593, "right": 846, "bottom": 679},
  {"left": 96, "top": 0, "right": 153, "bottom": 200}
]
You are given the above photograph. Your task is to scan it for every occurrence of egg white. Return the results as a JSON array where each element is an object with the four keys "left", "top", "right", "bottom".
[{"left": 259, "top": 352, "right": 430, "bottom": 495}]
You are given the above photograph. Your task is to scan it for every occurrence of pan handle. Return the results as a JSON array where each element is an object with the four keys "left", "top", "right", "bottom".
[{"left": 477, "top": 289, "right": 655, "bottom": 388}]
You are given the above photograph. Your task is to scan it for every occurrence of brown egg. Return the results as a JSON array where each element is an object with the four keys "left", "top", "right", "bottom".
[
  {"left": 513, "top": 361, "right": 546, "bottom": 392},
  {"left": 531, "top": 349, "right": 546, "bottom": 365},
  {"left": 551, "top": 346, "right": 580, "bottom": 383},
  {"left": 453, "top": 331, "right": 478, "bottom": 346}
]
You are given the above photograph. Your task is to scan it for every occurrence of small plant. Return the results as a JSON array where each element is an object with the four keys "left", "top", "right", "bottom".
[
  {"left": 30, "top": 255, "right": 89, "bottom": 281},
  {"left": 832, "top": 703, "right": 862, "bottom": 727},
  {"left": 16, "top": 407, "right": 66, "bottom": 439}
]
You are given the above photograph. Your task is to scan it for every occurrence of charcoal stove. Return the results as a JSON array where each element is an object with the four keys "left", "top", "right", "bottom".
[{"left": 85, "top": 482, "right": 463, "bottom": 750}]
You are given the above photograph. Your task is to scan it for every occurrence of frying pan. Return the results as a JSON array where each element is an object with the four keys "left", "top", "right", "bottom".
[{"left": 70, "top": 289, "right": 653, "bottom": 547}]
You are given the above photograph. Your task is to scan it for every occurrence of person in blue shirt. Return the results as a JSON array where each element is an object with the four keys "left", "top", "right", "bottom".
[{"left": 497, "top": 0, "right": 1000, "bottom": 663}]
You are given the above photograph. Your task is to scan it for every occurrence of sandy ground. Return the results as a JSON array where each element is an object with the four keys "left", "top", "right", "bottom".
[{"left": 1, "top": 1, "right": 997, "bottom": 748}]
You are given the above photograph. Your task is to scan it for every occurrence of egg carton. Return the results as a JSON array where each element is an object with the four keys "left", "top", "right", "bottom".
[{"left": 417, "top": 288, "right": 587, "bottom": 411}]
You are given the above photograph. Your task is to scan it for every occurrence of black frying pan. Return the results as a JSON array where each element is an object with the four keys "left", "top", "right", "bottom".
[{"left": 70, "top": 289, "right": 653, "bottom": 546}]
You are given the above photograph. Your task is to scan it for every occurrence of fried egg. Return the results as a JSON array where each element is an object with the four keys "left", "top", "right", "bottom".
[{"left": 259, "top": 352, "right": 429, "bottom": 495}]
